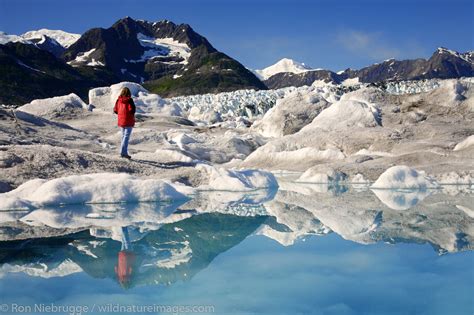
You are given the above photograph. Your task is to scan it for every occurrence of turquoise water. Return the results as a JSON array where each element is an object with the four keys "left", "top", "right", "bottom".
[{"left": 0, "top": 186, "right": 473, "bottom": 315}]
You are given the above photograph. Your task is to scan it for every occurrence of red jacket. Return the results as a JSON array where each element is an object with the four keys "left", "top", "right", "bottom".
[
  {"left": 115, "top": 250, "right": 136, "bottom": 286},
  {"left": 113, "top": 96, "right": 136, "bottom": 127}
]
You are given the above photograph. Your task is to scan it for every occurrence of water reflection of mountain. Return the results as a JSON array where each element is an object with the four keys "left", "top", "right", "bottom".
[
  {"left": 0, "top": 184, "right": 473, "bottom": 287},
  {"left": 0, "top": 214, "right": 267, "bottom": 288}
]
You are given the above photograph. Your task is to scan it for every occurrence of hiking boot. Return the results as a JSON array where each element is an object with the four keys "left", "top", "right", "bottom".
[{"left": 120, "top": 154, "right": 132, "bottom": 159}]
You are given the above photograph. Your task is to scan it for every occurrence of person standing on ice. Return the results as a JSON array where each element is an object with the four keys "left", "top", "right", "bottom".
[{"left": 113, "top": 87, "right": 136, "bottom": 159}]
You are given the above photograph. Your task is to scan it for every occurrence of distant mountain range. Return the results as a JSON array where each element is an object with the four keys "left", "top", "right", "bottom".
[
  {"left": 0, "top": 17, "right": 473, "bottom": 105},
  {"left": 258, "top": 48, "right": 474, "bottom": 89}
]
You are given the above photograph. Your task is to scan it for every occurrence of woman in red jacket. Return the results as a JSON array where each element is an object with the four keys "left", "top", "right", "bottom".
[{"left": 113, "top": 87, "right": 136, "bottom": 159}]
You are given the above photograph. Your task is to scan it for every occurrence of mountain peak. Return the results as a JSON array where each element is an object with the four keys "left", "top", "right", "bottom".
[
  {"left": 21, "top": 29, "right": 80, "bottom": 48},
  {"left": 433, "top": 47, "right": 473, "bottom": 64},
  {"left": 435, "top": 47, "right": 459, "bottom": 55},
  {"left": 254, "top": 58, "right": 312, "bottom": 80}
]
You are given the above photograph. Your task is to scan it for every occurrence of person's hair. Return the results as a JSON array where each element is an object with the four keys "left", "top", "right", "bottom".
[{"left": 120, "top": 87, "right": 131, "bottom": 97}]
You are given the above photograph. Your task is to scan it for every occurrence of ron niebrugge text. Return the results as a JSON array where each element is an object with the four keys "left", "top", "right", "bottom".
[{"left": 1, "top": 303, "right": 215, "bottom": 314}]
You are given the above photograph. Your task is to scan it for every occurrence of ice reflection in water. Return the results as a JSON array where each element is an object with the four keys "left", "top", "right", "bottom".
[{"left": 0, "top": 183, "right": 472, "bottom": 314}]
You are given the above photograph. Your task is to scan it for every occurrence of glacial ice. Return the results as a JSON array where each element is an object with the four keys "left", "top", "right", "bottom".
[
  {"left": 18, "top": 93, "right": 88, "bottom": 119},
  {"left": 196, "top": 164, "right": 278, "bottom": 191},
  {"left": 371, "top": 166, "right": 439, "bottom": 189},
  {"left": 0, "top": 173, "right": 188, "bottom": 210}
]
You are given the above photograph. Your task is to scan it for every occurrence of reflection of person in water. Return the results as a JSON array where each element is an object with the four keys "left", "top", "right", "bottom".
[{"left": 115, "top": 226, "right": 136, "bottom": 289}]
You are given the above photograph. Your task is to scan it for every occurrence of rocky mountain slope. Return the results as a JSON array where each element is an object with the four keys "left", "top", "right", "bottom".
[{"left": 0, "top": 41, "right": 118, "bottom": 104}]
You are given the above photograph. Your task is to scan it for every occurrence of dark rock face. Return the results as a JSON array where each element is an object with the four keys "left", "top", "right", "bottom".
[
  {"left": 264, "top": 48, "right": 474, "bottom": 89},
  {"left": 27, "top": 35, "right": 66, "bottom": 57},
  {"left": 0, "top": 42, "right": 120, "bottom": 104}
]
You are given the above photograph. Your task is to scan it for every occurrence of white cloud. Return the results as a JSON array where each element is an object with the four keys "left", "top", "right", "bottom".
[{"left": 336, "top": 30, "right": 402, "bottom": 60}]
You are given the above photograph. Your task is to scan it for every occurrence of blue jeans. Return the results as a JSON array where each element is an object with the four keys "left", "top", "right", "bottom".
[
  {"left": 120, "top": 127, "right": 133, "bottom": 156},
  {"left": 121, "top": 226, "right": 131, "bottom": 251}
]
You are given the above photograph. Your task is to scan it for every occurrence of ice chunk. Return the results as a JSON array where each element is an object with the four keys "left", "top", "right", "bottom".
[
  {"left": 351, "top": 173, "right": 371, "bottom": 191},
  {"left": 89, "top": 82, "right": 182, "bottom": 116},
  {"left": 188, "top": 107, "right": 222, "bottom": 124},
  {"left": 372, "top": 166, "right": 439, "bottom": 189},
  {"left": 0, "top": 173, "right": 188, "bottom": 210},
  {"left": 18, "top": 93, "right": 87, "bottom": 119},
  {"left": 252, "top": 88, "right": 330, "bottom": 137},
  {"left": 302, "top": 99, "right": 382, "bottom": 131},
  {"left": 297, "top": 167, "right": 347, "bottom": 183},
  {"left": 197, "top": 164, "right": 278, "bottom": 191},
  {"left": 453, "top": 135, "right": 474, "bottom": 151},
  {"left": 109, "top": 82, "right": 149, "bottom": 104},
  {"left": 371, "top": 189, "right": 431, "bottom": 210}
]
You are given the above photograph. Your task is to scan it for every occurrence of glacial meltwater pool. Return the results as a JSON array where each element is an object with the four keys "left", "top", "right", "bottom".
[{"left": 0, "top": 184, "right": 473, "bottom": 315}]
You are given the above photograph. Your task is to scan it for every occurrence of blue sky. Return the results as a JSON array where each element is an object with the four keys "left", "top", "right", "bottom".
[{"left": 0, "top": 0, "right": 473, "bottom": 70}]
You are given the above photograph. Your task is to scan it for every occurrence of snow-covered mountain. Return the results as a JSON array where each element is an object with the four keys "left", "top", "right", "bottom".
[
  {"left": 0, "top": 29, "right": 81, "bottom": 57},
  {"left": 0, "top": 31, "right": 30, "bottom": 45},
  {"left": 1, "top": 29, "right": 80, "bottom": 48},
  {"left": 253, "top": 58, "right": 313, "bottom": 80},
  {"left": 21, "top": 29, "right": 80, "bottom": 48}
]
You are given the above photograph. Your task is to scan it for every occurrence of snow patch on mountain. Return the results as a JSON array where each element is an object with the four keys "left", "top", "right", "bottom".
[
  {"left": 156, "top": 240, "right": 192, "bottom": 268},
  {"left": 125, "top": 33, "right": 191, "bottom": 64},
  {"left": 67, "top": 48, "right": 104, "bottom": 67}
]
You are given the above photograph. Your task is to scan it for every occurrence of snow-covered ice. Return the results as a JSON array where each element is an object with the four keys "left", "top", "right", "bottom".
[
  {"left": 453, "top": 135, "right": 474, "bottom": 151},
  {"left": 251, "top": 87, "right": 331, "bottom": 137},
  {"left": 18, "top": 93, "right": 88, "bottom": 119},
  {"left": 297, "top": 167, "right": 347, "bottom": 183},
  {"left": 0, "top": 173, "right": 188, "bottom": 210},
  {"left": 196, "top": 164, "right": 278, "bottom": 191},
  {"left": 301, "top": 99, "right": 381, "bottom": 131},
  {"left": 89, "top": 82, "right": 181, "bottom": 116}
]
